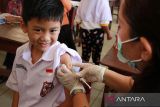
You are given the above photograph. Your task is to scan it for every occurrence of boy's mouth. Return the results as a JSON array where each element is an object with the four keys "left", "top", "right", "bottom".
[{"left": 39, "top": 42, "right": 50, "bottom": 48}]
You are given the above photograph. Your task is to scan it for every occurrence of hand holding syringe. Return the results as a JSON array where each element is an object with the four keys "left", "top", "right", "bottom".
[{"left": 57, "top": 64, "right": 91, "bottom": 90}]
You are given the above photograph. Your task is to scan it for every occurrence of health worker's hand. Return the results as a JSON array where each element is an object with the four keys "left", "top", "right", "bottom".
[
  {"left": 56, "top": 64, "right": 85, "bottom": 94},
  {"left": 74, "top": 63, "right": 107, "bottom": 82}
]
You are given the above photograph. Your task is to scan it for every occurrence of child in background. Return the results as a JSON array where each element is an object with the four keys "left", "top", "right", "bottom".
[
  {"left": 6, "top": 0, "right": 82, "bottom": 106},
  {"left": 75, "top": 0, "right": 112, "bottom": 65},
  {"left": 58, "top": 0, "right": 77, "bottom": 50}
]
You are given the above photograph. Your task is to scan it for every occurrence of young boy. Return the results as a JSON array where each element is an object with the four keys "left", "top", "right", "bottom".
[{"left": 6, "top": 0, "right": 82, "bottom": 107}]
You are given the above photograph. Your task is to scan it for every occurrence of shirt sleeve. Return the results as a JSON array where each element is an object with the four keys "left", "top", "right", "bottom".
[
  {"left": 99, "top": 0, "right": 112, "bottom": 25},
  {"left": 6, "top": 54, "right": 19, "bottom": 92}
]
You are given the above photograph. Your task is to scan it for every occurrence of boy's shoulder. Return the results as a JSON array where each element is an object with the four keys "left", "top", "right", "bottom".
[
  {"left": 16, "top": 42, "right": 29, "bottom": 55},
  {"left": 52, "top": 42, "right": 81, "bottom": 61},
  {"left": 55, "top": 42, "right": 80, "bottom": 56}
]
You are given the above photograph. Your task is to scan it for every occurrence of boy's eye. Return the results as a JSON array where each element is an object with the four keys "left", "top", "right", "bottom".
[
  {"left": 33, "top": 29, "right": 41, "bottom": 32},
  {"left": 50, "top": 29, "right": 57, "bottom": 33}
]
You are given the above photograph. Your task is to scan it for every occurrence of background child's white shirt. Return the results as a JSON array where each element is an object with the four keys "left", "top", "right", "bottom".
[
  {"left": 78, "top": 21, "right": 102, "bottom": 29},
  {"left": 6, "top": 41, "right": 82, "bottom": 107},
  {"left": 75, "top": 0, "right": 112, "bottom": 29}
]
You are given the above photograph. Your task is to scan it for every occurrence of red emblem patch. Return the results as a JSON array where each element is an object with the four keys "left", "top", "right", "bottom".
[{"left": 46, "top": 69, "right": 54, "bottom": 73}]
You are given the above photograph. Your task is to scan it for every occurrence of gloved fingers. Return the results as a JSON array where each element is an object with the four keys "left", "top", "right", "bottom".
[
  {"left": 56, "top": 65, "right": 68, "bottom": 77},
  {"left": 73, "top": 62, "right": 87, "bottom": 68},
  {"left": 76, "top": 69, "right": 88, "bottom": 78},
  {"left": 56, "top": 70, "right": 65, "bottom": 77},
  {"left": 66, "top": 63, "right": 72, "bottom": 70},
  {"left": 57, "top": 64, "right": 71, "bottom": 74},
  {"left": 61, "top": 65, "right": 73, "bottom": 73},
  {"left": 86, "top": 76, "right": 99, "bottom": 82}
]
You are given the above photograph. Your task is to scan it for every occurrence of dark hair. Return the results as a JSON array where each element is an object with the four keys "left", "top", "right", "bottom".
[
  {"left": 123, "top": 0, "right": 160, "bottom": 92},
  {"left": 22, "top": 0, "right": 64, "bottom": 25}
]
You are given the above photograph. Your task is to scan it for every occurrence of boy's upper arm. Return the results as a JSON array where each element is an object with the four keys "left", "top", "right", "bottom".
[
  {"left": 60, "top": 52, "right": 72, "bottom": 69},
  {"left": 58, "top": 43, "right": 82, "bottom": 72}
]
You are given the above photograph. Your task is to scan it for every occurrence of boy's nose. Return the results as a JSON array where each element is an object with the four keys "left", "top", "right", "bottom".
[{"left": 41, "top": 32, "right": 51, "bottom": 41}]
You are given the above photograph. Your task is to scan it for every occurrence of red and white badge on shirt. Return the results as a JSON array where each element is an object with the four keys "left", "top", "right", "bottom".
[{"left": 46, "top": 69, "right": 54, "bottom": 76}]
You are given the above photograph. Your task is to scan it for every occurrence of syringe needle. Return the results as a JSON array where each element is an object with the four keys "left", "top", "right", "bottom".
[{"left": 80, "top": 78, "right": 91, "bottom": 89}]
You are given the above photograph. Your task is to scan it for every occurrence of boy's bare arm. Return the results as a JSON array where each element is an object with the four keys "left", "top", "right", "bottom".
[
  {"left": 60, "top": 53, "right": 72, "bottom": 69},
  {"left": 12, "top": 91, "right": 19, "bottom": 107}
]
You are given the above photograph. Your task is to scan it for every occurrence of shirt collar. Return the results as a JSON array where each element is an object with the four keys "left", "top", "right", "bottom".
[{"left": 22, "top": 41, "right": 60, "bottom": 63}]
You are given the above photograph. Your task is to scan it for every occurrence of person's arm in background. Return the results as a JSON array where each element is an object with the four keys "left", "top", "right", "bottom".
[
  {"left": 60, "top": 0, "right": 72, "bottom": 12},
  {"left": 100, "top": 0, "right": 112, "bottom": 40},
  {"left": 101, "top": 24, "right": 112, "bottom": 40},
  {"left": 5, "top": 13, "right": 22, "bottom": 23},
  {"left": 12, "top": 91, "right": 19, "bottom": 107},
  {"left": 60, "top": 0, "right": 72, "bottom": 25}
]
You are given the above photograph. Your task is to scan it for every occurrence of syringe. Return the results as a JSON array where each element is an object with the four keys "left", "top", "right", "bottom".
[
  {"left": 58, "top": 64, "right": 91, "bottom": 90},
  {"left": 79, "top": 78, "right": 91, "bottom": 89}
]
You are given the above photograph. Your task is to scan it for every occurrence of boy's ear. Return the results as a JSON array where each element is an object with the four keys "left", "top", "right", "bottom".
[
  {"left": 140, "top": 37, "right": 152, "bottom": 61},
  {"left": 20, "top": 21, "right": 28, "bottom": 33}
]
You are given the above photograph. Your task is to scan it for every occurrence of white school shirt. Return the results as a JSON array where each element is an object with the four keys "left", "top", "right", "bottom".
[
  {"left": 75, "top": 0, "right": 112, "bottom": 29},
  {"left": 6, "top": 41, "right": 82, "bottom": 107}
]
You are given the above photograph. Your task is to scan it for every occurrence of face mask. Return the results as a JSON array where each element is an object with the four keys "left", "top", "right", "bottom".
[{"left": 117, "top": 35, "right": 142, "bottom": 68}]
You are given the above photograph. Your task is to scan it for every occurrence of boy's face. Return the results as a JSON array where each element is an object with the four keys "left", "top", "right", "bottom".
[{"left": 22, "top": 18, "right": 61, "bottom": 52}]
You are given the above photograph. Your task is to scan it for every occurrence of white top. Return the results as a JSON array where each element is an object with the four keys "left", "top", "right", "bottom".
[
  {"left": 75, "top": 0, "right": 112, "bottom": 29},
  {"left": 6, "top": 41, "right": 82, "bottom": 107}
]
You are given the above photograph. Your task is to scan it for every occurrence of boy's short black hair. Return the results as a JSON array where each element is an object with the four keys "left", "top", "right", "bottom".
[{"left": 22, "top": 0, "right": 64, "bottom": 25}]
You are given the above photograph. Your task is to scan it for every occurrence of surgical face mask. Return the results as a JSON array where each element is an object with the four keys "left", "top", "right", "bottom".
[{"left": 117, "top": 35, "right": 142, "bottom": 68}]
